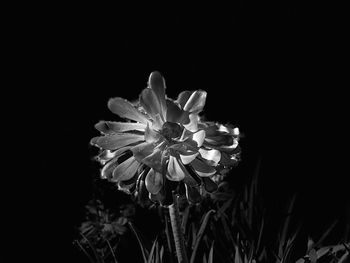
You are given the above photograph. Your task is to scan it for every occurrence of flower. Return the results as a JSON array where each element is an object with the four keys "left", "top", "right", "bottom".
[
  {"left": 91, "top": 72, "right": 240, "bottom": 205},
  {"left": 78, "top": 200, "right": 129, "bottom": 246}
]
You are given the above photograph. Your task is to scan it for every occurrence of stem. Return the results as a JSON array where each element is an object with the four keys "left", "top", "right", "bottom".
[
  {"left": 164, "top": 211, "right": 174, "bottom": 263},
  {"left": 169, "top": 193, "right": 188, "bottom": 263}
]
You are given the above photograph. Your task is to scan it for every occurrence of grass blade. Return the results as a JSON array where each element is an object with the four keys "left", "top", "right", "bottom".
[
  {"left": 312, "top": 220, "right": 338, "bottom": 250},
  {"left": 105, "top": 238, "right": 118, "bottom": 263},
  {"left": 147, "top": 237, "right": 158, "bottom": 263},
  {"left": 234, "top": 244, "right": 243, "bottom": 263},
  {"left": 128, "top": 222, "right": 149, "bottom": 263},
  {"left": 74, "top": 240, "right": 96, "bottom": 263},
  {"left": 190, "top": 210, "right": 215, "bottom": 263},
  {"left": 208, "top": 241, "right": 214, "bottom": 263},
  {"left": 80, "top": 233, "right": 103, "bottom": 263},
  {"left": 278, "top": 194, "right": 296, "bottom": 258}
]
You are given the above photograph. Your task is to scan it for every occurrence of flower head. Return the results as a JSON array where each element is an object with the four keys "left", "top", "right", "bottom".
[{"left": 91, "top": 72, "right": 240, "bottom": 205}]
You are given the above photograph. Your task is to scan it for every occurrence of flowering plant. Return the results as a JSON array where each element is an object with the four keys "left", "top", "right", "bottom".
[{"left": 91, "top": 72, "right": 240, "bottom": 205}]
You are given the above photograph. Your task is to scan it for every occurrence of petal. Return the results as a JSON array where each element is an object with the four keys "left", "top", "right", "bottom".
[
  {"left": 112, "top": 156, "right": 140, "bottom": 182},
  {"left": 199, "top": 148, "right": 221, "bottom": 166},
  {"left": 183, "top": 113, "right": 199, "bottom": 132},
  {"left": 220, "top": 152, "right": 240, "bottom": 166},
  {"left": 144, "top": 123, "right": 161, "bottom": 142},
  {"left": 117, "top": 174, "right": 138, "bottom": 194},
  {"left": 165, "top": 99, "right": 190, "bottom": 124},
  {"left": 167, "top": 156, "right": 199, "bottom": 186},
  {"left": 97, "top": 150, "right": 117, "bottom": 164},
  {"left": 185, "top": 184, "right": 201, "bottom": 204},
  {"left": 145, "top": 168, "right": 163, "bottom": 194},
  {"left": 203, "top": 124, "right": 221, "bottom": 137},
  {"left": 183, "top": 90, "right": 207, "bottom": 113},
  {"left": 218, "top": 125, "right": 240, "bottom": 137},
  {"left": 190, "top": 158, "right": 216, "bottom": 177},
  {"left": 142, "top": 148, "right": 163, "bottom": 173},
  {"left": 117, "top": 181, "right": 136, "bottom": 194},
  {"left": 151, "top": 114, "right": 164, "bottom": 131},
  {"left": 108, "top": 97, "right": 149, "bottom": 124},
  {"left": 97, "top": 146, "right": 132, "bottom": 165},
  {"left": 148, "top": 71, "right": 167, "bottom": 117},
  {"left": 180, "top": 152, "right": 199, "bottom": 165},
  {"left": 95, "top": 121, "right": 146, "bottom": 134},
  {"left": 131, "top": 142, "right": 155, "bottom": 163},
  {"left": 219, "top": 139, "right": 239, "bottom": 151},
  {"left": 101, "top": 158, "right": 118, "bottom": 180},
  {"left": 179, "top": 128, "right": 193, "bottom": 141},
  {"left": 167, "top": 156, "right": 185, "bottom": 181},
  {"left": 192, "top": 130, "right": 206, "bottom": 147},
  {"left": 205, "top": 135, "right": 234, "bottom": 146},
  {"left": 176, "top": 90, "right": 193, "bottom": 109},
  {"left": 90, "top": 133, "right": 145, "bottom": 150},
  {"left": 101, "top": 149, "right": 133, "bottom": 180},
  {"left": 184, "top": 165, "right": 202, "bottom": 186},
  {"left": 202, "top": 177, "right": 218, "bottom": 193},
  {"left": 140, "top": 88, "right": 165, "bottom": 121}
]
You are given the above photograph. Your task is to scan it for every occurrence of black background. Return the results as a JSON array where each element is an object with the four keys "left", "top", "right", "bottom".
[{"left": 6, "top": 2, "right": 348, "bottom": 262}]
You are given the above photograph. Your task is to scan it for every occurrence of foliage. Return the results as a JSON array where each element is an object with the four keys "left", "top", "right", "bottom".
[{"left": 75, "top": 166, "right": 349, "bottom": 263}]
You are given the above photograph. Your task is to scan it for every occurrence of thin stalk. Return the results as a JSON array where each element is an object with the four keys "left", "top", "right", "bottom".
[
  {"left": 75, "top": 240, "right": 95, "bottom": 263},
  {"left": 105, "top": 238, "right": 118, "bottom": 263},
  {"left": 164, "top": 210, "right": 175, "bottom": 263},
  {"left": 169, "top": 193, "right": 188, "bottom": 263}
]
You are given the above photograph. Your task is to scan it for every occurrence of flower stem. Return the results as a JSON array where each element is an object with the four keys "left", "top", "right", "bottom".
[{"left": 169, "top": 193, "right": 188, "bottom": 263}]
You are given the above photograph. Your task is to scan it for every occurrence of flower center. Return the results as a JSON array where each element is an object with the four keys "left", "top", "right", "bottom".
[{"left": 161, "top": 122, "right": 182, "bottom": 141}]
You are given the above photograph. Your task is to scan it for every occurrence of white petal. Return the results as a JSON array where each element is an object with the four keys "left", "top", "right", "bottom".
[
  {"left": 183, "top": 90, "right": 207, "bottom": 113},
  {"left": 183, "top": 113, "right": 199, "bottom": 132},
  {"left": 190, "top": 158, "right": 216, "bottom": 177},
  {"left": 218, "top": 124, "right": 230, "bottom": 133},
  {"left": 112, "top": 156, "right": 140, "bottom": 182},
  {"left": 192, "top": 130, "right": 206, "bottom": 147},
  {"left": 180, "top": 152, "right": 199, "bottom": 165},
  {"left": 221, "top": 139, "right": 239, "bottom": 150},
  {"left": 167, "top": 156, "right": 185, "bottom": 181},
  {"left": 145, "top": 168, "right": 163, "bottom": 194},
  {"left": 199, "top": 148, "right": 221, "bottom": 166}
]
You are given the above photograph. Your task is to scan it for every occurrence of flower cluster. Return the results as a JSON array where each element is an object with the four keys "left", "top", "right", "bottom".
[
  {"left": 91, "top": 72, "right": 240, "bottom": 205},
  {"left": 77, "top": 200, "right": 132, "bottom": 249}
]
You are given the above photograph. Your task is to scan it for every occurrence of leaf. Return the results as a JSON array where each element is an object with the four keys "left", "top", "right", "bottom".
[
  {"left": 278, "top": 194, "right": 297, "bottom": 258},
  {"left": 208, "top": 241, "right": 214, "bottom": 263},
  {"left": 181, "top": 205, "right": 190, "bottom": 235},
  {"left": 74, "top": 240, "right": 96, "bottom": 263},
  {"left": 80, "top": 233, "right": 103, "bottom": 263},
  {"left": 203, "top": 253, "right": 208, "bottom": 263},
  {"left": 312, "top": 220, "right": 338, "bottom": 250},
  {"left": 220, "top": 214, "right": 234, "bottom": 245},
  {"left": 309, "top": 249, "right": 317, "bottom": 263},
  {"left": 234, "top": 244, "right": 243, "bottom": 263},
  {"left": 217, "top": 197, "right": 233, "bottom": 217},
  {"left": 339, "top": 251, "right": 349, "bottom": 263},
  {"left": 159, "top": 245, "right": 164, "bottom": 263},
  {"left": 190, "top": 210, "right": 215, "bottom": 263},
  {"left": 147, "top": 238, "right": 158, "bottom": 263},
  {"left": 105, "top": 238, "right": 118, "bottom": 263},
  {"left": 280, "top": 226, "right": 300, "bottom": 263},
  {"left": 128, "top": 222, "right": 149, "bottom": 263}
]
